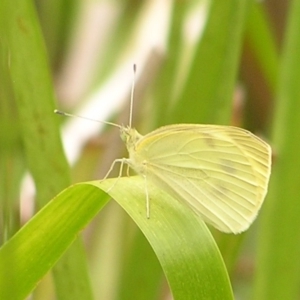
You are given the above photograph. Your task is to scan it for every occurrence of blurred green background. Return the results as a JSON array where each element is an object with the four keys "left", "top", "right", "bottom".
[{"left": 1, "top": 0, "right": 300, "bottom": 299}]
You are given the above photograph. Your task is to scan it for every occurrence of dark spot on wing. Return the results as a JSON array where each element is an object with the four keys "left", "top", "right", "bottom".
[
  {"left": 203, "top": 132, "right": 215, "bottom": 148},
  {"left": 220, "top": 159, "right": 236, "bottom": 174}
]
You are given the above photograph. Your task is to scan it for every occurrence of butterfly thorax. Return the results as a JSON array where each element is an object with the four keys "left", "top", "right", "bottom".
[{"left": 120, "top": 126, "right": 146, "bottom": 174}]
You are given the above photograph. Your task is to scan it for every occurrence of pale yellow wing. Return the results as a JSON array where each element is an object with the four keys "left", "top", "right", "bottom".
[{"left": 131, "top": 124, "right": 271, "bottom": 233}]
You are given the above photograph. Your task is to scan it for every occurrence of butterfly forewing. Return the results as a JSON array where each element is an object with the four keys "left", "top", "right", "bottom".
[{"left": 128, "top": 124, "right": 271, "bottom": 233}]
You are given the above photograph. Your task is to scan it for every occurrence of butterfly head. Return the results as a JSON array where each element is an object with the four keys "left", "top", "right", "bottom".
[{"left": 120, "top": 126, "right": 142, "bottom": 151}]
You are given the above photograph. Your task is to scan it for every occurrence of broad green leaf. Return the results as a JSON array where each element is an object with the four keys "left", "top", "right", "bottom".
[{"left": 0, "top": 177, "right": 233, "bottom": 300}]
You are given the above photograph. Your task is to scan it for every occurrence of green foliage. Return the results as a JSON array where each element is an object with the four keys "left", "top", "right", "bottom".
[{"left": 0, "top": 0, "right": 299, "bottom": 299}]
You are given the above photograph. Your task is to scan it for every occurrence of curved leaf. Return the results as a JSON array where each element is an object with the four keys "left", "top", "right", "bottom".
[{"left": 0, "top": 177, "right": 233, "bottom": 299}]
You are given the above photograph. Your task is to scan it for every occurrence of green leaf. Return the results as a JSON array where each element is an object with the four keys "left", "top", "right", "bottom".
[
  {"left": 254, "top": 0, "right": 300, "bottom": 299},
  {"left": 0, "top": 0, "right": 93, "bottom": 298},
  {"left": 172, "top": 0, "right": 250, "bottom": 125},
  {"left": 0, "top": 177, "right": 233, "bottom": 300}
]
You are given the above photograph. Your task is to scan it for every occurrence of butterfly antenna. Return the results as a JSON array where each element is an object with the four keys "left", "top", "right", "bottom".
[
  {"left": 129, "top": 64, "right": 136, "bottom": 128},
  {"left": 54, "top": 109, "right": 122, "bottom": 129}
]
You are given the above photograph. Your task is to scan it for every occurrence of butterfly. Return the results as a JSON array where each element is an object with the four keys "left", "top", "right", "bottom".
[
  {"left": 118, "top": 123, "right": 271, "bottom": 233},
  {"left": 55, "top": 66, "right": 272, "bottom": 234}
]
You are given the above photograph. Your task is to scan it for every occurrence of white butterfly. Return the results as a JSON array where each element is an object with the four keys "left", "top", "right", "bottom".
[
  {"left": 119, "top": 123, "right": 271, "bottom": 234},
  {"left": 55, "top": 66, "right": 271, "bottom": 234}
]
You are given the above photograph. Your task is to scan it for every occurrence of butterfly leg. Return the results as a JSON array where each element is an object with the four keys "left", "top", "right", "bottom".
[
  {"left": 144, "top": 173, "right": 150, "bottom": 219},
  {"left": 103, "top": 157, "right": 129, "bottom": 180},
  {"left": 126, "top": 164, "right": 130, "bottom": 177},
  {"left": 102, "top": 158, "right": 127, "bottom": 192}
]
